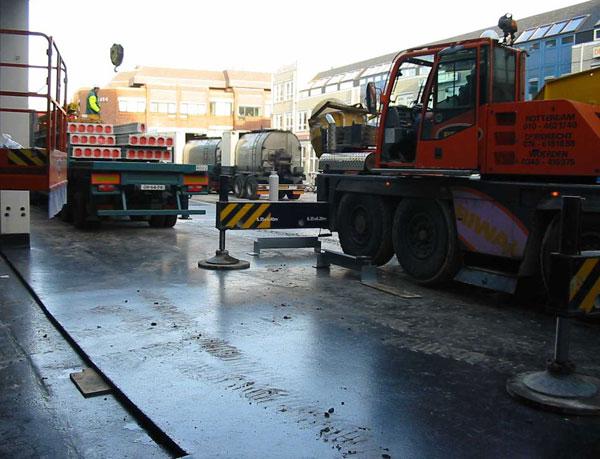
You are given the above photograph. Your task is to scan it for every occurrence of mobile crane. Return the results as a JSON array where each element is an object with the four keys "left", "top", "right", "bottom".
[{"left": 314, "top": 34, "right": 600, "bottom": 294}]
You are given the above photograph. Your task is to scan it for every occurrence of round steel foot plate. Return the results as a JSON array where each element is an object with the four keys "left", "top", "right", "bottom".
[
  {"left": 507, "top": 371, "right": 600, "bottom": 415},
  {"left": 198, "top": 250, "right": 250, "bottom": 270}
]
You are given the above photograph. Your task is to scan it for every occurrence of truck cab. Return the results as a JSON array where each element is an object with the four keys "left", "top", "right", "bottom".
[{"left": 377, "top": 38, "right": 524, "bottom": 171}]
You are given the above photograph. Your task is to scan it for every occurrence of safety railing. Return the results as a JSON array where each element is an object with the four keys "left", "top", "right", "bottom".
[{"left": 0, "top": 29, "right": 68, "bottom": 154}]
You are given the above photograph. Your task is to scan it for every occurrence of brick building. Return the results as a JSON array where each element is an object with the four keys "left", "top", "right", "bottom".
[{"left": 74, "top": 67, "right": 272, "bottom": 162}]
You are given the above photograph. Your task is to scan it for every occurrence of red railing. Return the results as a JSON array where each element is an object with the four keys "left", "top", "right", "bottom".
[{"left": 0, "top": 29, "right": 68, "bottom": 153}]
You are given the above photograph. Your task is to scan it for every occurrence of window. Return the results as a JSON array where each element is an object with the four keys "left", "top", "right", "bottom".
[
  {"left": 238, "top": 106, "right": 261, "bottom": 117},
  {"left": 528, "top": 80, "right": 539, "bottom": 99},
  {"left": 299, "top": 90, "right": 309, "bottom": 99},
  {"left": 285, "top": 81, "right": 294, "bottom": 100},
  {"left": 118, "top": 97, "right": 145, "bottom": 113},
  {"left": 210, "top": 101, "right": 232, "bottom": 116},
  {"left": 168, "top": 103, "right": 176, "bottom": 114},
  {"left": 158, "top": 102, "right": 168, "bottom": 113},
  {"left": 563, "top": 16, "right": 586, "bottom": 34},
  {"left": 492, "top": 47, "right": 516, "bottom": 103},
  {"left": 297, "top": 111, "right": 308, "bottom": 131},
  {"left": 531, "top": 25, "right": 551, "bottom": 40},
  {"left": 530, "top": 42, "right": 540, "bottom": 51},
  {"left": 515, "top": 28, "right": 535, "bottom": 43},
  {"left": 595, "top": 29, "right": 600, "bottom": 41},
  {"left": 284, "top": 112, "right": 293, "bottom": 130},
  {"left": 562, "top": 35, "right": 575, "bottom": 45},
  {"left": 547, "top": 21, "right": 567, "bottom": 37},
  {"left": 309, "top": 87, "right": 322, "bottom": 97},
  {"left": 181, "top": 103, "right": 206, "bottom": 115},
  {"left": 546, "top": 39, "right": 556, "bottom": 48},
  {"left": 325, "top": 84, "right": 338, "bottom": 93},
  {"left": 339, "top": 81, "right": 354, "bottom": 90},
  {"left": 150, "top": 102, "right": 158, "bottom": 113},
  {"left": 421, "top": 48, "right": 477, "bottom": 141},
  {"left": 273, "top": 114, "right": 282, "bottom": 129}
]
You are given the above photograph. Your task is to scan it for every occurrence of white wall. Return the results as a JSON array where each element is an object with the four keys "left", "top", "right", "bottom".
[{"left": 0, "top": 0, "right": 29, "bottom": 146}]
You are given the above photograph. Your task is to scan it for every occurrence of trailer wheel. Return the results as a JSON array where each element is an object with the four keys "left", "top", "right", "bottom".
[
  {"left": 73, "top": 192, "right": 89, "bottom": 229},
  {"left": 59, "top": 203, "right": 72, "bottom": 223},
  {"left": 337, "top": 193, "right": 394, "bottom": 266},
  {"left": 287, "top": 192, "right": 300, "bottom": 200},
  {"left": 541, "top": 214, "right": 600, "bottom": 294},
  {"left": 163, "top": 215, "right": 178, "bottom": 227},
  {"left": 245, "top": 176, "right": 259, "bottom": 200},
  {"left": 233, "top": 175, "right": 245, "bottom": 198},
  {"left": 149, "top": 215, "right": 166, "bottom": 227},
  {"left": 392, "top": 199, "right": 461, "bottom": 285}
]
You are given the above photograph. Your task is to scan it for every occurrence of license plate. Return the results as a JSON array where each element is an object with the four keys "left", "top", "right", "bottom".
[
  {"left": 195, "top": 164, "right": 208, "bottom": 172},
  {"left": 140, "top": 184, "right": 166, "bottom": 191}
]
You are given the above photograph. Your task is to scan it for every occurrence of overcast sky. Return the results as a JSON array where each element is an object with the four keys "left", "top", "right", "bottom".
[{"left": 28, "top": 0, "right": 584, "bottom": 98}]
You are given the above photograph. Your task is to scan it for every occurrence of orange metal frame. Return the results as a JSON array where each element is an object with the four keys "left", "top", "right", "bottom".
[{"left": 0, "top": 29, "right": 68, "bottom": 191}]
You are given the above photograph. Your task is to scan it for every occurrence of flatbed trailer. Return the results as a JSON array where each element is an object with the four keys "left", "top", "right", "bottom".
[{"left": 63, "top": 159, "right": 207, "bottom": 228}]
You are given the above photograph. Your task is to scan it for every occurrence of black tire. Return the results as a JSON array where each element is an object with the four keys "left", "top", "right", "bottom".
[
  {"left": 287, "top": 192, "right": 300, "bottom": 200},
  {"left": 149, "top": 215, "right": 166, "bottom": 227},
  {"left": 233, "top": 175, "right": 245, "bottom": 198},
  {"left": 59, "top": 203, "right": 72, "bottom": 223},
  {"left": 541, "top": 214, "right": 600, "bottom": 293},
  {"left": 72, "top": 192, "right": 88, "bottom": 229},
  {"left": 245, "top": 176, "right": 259, "bottom": 200},
  {"left": 392, "top": 198, "right": 461, "bottom": 285},
  {"left": 337, "top": 193, "right": 394, "bottom": 266},
  {"left": 163, "top": 215, "right": 177, "bottom": 227}
]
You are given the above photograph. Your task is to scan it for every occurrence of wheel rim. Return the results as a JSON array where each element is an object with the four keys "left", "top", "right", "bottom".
[
  {"left": 350, "top": 206, "right": 370, "bottom": 245},
  {"left": 407, "top": 213, "right": 437, "bottom": 259}
]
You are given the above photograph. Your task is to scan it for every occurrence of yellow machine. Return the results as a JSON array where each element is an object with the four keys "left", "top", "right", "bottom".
[
  {"left": 308, "top": 99, "right": 373, "bottom": 157},
  {"left": 535, "top": 69, "right": 600, "bottom": 105}
]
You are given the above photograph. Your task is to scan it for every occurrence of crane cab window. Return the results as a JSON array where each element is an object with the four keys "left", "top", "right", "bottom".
[
  {"left": 382, "top": 54, "right": 434, "bottom": 162},
  {"left": 492, "top": 47, "right": 516, "bottom": 102},
  {"left": 422, "top": 47, "right": 477, "bottom": 140}
]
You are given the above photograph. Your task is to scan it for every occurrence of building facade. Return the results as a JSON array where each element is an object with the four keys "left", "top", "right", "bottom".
[{"left": 74, "top": 67, "right": 272, "bottom": 163}]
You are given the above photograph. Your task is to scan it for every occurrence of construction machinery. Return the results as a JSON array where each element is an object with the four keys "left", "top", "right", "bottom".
[
  {"left": 534, "top": 69, "right": 600, "bottom": 105},
  {"left": 310, "top": 33, "right": 600, "bottom": 294},
  {"left": 0, "top": 29, "right": 208, "bottom": 229},
  {"left": 183, "top": 129, "right": 305, "bottom": 200}
]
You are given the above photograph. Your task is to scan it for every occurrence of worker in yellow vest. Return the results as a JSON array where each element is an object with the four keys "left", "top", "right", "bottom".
[{"left": 86, "top": 87, "right": 101, "bottom": 115}]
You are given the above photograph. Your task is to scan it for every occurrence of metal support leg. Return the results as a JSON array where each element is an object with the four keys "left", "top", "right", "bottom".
[
  {"left": 507, "top": 196, "right": 600, "bottom": 415},
  {"left": 198, "top": 175, "right": 249, "bottom": 271}
]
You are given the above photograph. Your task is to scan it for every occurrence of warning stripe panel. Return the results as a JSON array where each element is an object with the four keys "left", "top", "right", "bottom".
[
  {"left": 219, "top": 203, "right": 272, "bottom": 229},
  {"left": 7, "top": 148, "right": 48, "bottom": 167},
  {"left": 569, "top": 257, "right": 600, "bottom": 313}
]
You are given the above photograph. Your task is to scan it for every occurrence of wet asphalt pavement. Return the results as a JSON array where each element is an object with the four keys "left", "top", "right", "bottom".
[{"left": 1, "top": 195, "right": 600, "bottom": 458}]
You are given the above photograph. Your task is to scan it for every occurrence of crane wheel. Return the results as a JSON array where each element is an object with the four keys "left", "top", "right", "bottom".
[
  {"left": 337, "top": 193, "right": 394, "bottom": 266},
  {"left": 392, "top": 198, "right": 461, "bottom": 285}
]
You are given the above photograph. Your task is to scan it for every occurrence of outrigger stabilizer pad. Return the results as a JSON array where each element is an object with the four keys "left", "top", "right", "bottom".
[
  {"left": 198, "top": 250, "right": 250, "bottom": 270},
  {"left": 507, "top": 370, "right": 600, "bottom": 415}
]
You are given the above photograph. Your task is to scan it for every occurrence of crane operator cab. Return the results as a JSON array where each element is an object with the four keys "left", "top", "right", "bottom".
[{"left": 372, "top": 38, "right": 522, "bottom": 169}]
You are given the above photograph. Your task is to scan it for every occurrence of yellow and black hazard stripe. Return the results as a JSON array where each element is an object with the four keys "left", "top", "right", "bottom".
[
  {"left": 569, "top": 258, "right": 600, "bottom": 313},
  {"left": 218, "top": 202, "right": 273, "bottom": 229},
  {"left": 7, "top": 148, "right": 48, "bottom": 167}
]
